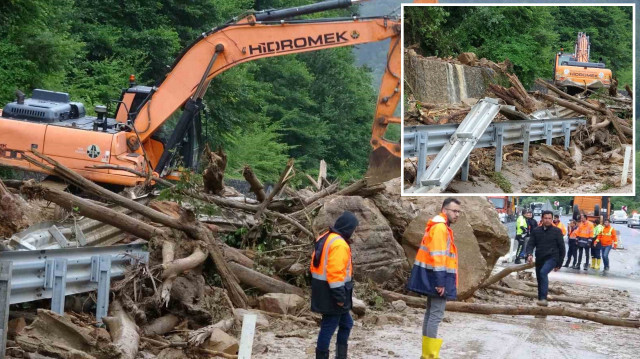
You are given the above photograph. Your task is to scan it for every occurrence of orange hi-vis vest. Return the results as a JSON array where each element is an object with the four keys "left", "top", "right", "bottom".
[
  {"left": 569, "top": 225, "right": 578, "bottom": 239},
  {"left": 597, "top": 226, "right": 617, "bottom": 246},
  {"left": 310, "top": 232, "right": 352, "bottom": 288},
  {"left": 575, "top": 220, "right": 594, "bottom": 238},
  {"left": 554, "top": 221, "right": 567, "bottom": 236},
  {"left": 407, "top": 213, "right": 458, "bottom": 300}
]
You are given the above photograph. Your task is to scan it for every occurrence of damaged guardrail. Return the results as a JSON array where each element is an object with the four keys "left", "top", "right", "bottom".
[
  {"left": 0, "top": 243, "right": 148, "bottom": 355},
  {"left": 404, "top": 117, "right": 587, "bottom": 192}
]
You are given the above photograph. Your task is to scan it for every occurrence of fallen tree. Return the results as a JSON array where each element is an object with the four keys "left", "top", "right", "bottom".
[{"left": 379, "top": 289, "right": 640, "bottom": 328}]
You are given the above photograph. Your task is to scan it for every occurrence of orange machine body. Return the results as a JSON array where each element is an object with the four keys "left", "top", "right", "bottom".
[{"left": 554, "top": 32, "right": 612, "bottom": 90}]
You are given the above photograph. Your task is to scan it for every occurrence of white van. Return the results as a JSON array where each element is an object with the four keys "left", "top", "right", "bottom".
[{"left": 611, "top": 210, "right": 628, "bottom": 224}]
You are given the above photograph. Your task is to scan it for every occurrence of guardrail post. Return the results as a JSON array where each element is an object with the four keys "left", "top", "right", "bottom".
[
  {"left": 416, "top": 132, "right": 428, "bottom": 183},
  {"left": 522, "top": 124, "right": 531, "bottom": 164},
  {"left": 461, "top": 156, "right": 470, "bottom": 181},
  {"left": 0, "top": 261, "right": 12, "bottom": 359},
  {"left": 545, "top": 122, "right": 553, "bottom": 145},
  {"left": 494, "top": 126, "right": 504, "bottom": 172},
  {"left": 91, "top": 255, "right": 112, "bottom": 324},
  {"left": 50, "top": 258, "right": 68, "bottom": 314},
  {"left": 621, "top": 145, "right": 632, "bottom": 186},
  {"left": 563, "top": 122, "right": 571, "bottom": 150}
]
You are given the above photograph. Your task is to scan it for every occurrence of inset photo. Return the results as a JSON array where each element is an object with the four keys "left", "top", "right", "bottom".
[{"left": 402, "top": 5, "right": 634, "bottom": 194}]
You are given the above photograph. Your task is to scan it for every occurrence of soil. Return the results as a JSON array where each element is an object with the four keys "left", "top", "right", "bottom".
[{"left": 256, "top": 281, "right": 640, "bottom": 359}]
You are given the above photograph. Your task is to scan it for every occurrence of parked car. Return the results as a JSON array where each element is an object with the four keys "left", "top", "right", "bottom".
[
  {"left": 611, "top": 210, "right": 628, "bottom": 224},
  {"left": 627, "top": 214, "right": 640, "bottom": 228}
]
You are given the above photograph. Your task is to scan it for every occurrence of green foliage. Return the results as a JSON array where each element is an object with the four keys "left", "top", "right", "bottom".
[
  {"left": 224, "top": 117, "right": 291, "bottom": 182},
  {"left": 489, "top": 171, "right": 512, "bottom": 193},
  {"left": 404, "top": 6, "right": 632, "bottom": 89}
]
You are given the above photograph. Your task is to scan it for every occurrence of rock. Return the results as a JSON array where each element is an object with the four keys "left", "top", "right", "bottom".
[
  {"left": 205, "top": 328, "right": 239, "bottom": 355},
  {"left": 458, "top": 52, "right": 478, "bottom": 66},
  {"left": 15, "top": 309, "right": 120, "bottom": 359},
  {"left": 500, "top": 275, "right": 531, "bottom": 292},
  {"left": 157, "top": 348, "right": 186, "bottom": 359},
  {"left": 375, "top": 314, "right": 404, "bottom": 325},
  {"left": 461, "top": 97, "right": 479, "bottom": 107},
  {"left": 531, "top": 163, "right": 559, "bottom": 180},
  {"left": 287, "top": 262, "right": 306, "bottom": 276},
  {"left": 351, "top": 297, "right": 367, "bottom": 316},
  {"left": 8, "top": 317, "right": 27, "bottom": 338},
  {"left": 391, "top": 300, "right": 407, "bottom": 312},
  {"left": 442, "top": 316, "right": 453, "bottom": 323},
  {"left": 313, "top": 196, "right": 408, "bottom": 283},
  {"left": 401, "top": 197, "right": 510, "bottom": 300},
  {"left": 258, "top": 293, "right": 304, "bottom": 314},
  {"left": 233, "top": 309, "right": 270, "bottom": 329}
]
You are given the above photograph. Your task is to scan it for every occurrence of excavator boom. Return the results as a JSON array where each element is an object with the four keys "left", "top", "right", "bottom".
[{"left": 0, "top": 2, "right": 403, "bottom": 186}]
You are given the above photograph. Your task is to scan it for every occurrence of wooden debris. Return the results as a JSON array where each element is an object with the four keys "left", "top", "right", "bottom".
[
  {"left": 379, "top": 290, "right": 640, "bottom": 328},
  {"left": 242, "top": 165, "right": 266, "bottom": 202},
  {"left": 203, "top": 145, "right": 227, "bottom": 195}
]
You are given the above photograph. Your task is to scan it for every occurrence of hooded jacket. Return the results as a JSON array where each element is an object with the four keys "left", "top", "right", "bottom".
[{"left": 310, "top": 211, "right": 358, "bottom": 315}]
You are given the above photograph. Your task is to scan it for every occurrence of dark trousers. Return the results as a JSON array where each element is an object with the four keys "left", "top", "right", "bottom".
[
  {"left": 564, "top": 240, "right": 577, "bottom": 266},
  {"left": 591, "top": 242, "right": 602, "bottom": 259},
  {"left": 515, "top": 235, "right": 526, "bottom": 258},
  {"left": 317, "top": 312, "right": 353, "bottom": 351},
  {"left": 577, "top": 246, "right": 590, "bottom": 265},
  {"left": 602, "top": 245, "right": 612, "bottom": 268},
  {"left": 535, "top": 257, "right": 557, "bottom": 300}
]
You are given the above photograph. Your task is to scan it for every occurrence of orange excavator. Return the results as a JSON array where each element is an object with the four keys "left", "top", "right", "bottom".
[
  {"left": 0, "top": 0, "right": 421, "bottom": 187},
  {"left": 553, "top": 32, "right": 612, "bottom": 92}
]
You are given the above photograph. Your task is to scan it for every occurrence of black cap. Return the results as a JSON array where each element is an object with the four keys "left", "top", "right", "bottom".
[{"left": 330, "top": 211, "right": 359, "bottom": 240}]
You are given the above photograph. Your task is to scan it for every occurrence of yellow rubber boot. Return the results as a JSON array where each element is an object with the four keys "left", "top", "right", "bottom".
[
  {"left": 596, "top": 258, "right": 601, "bottom": 270},
  {"left": 590, "top": 258, "right": 596, "bottom": 269},
  {"left": 421, "top": 336, "right": 443, "bottom": 359}
]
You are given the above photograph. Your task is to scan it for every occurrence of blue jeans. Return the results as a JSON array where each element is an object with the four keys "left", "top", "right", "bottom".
[
  {"left": 602, "top": 245, "right": 612, "bottom": 268},
  {"left": 317, "top": 312, "right": 353, "bottom": 351},
  {"left": 535, "top": 258, "right": 557, "bottom": 300}
]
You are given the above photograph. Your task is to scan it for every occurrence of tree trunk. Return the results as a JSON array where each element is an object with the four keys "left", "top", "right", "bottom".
[
  {"left": 242, "top": 165, "right": 266, "bottom": 202},
  {"left": 378, "top": 290, "right": 640, "bottom": 328},
  {"left": 228, "top": 262, "right": 304, "bottom": 296},
  {"left": 480, "top": 262, "right": 535, "bottom": 288},
  {"left": 203, "top": 145, "right": 227, "bottom": 195},
  {"left": 20, "top": 181, "right": 162, "bottom": 240},
  {"left": 533, "top": 92, "right": 594, "bottom": 116},
  {"left": 103, "top": 300, "right": 140, "bottom": 359},
  {"left": 487, "top": 285, "right": 589, "bottom": 304}
]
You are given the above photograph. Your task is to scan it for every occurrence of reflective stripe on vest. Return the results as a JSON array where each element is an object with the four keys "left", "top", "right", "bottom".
[{"left": 311, "top": 235, "right": 352, "bottom": 285}]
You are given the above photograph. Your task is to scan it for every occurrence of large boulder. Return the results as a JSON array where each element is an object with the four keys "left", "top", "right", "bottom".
[
  {"left": 401, "top": 197, "right": 510, "bottom": 300},
  {"left": 313, "top": 196, "right": 408, "bottom": 283},
  {"left": 258, "top": 293, "right": 304, "bottom": 315}
]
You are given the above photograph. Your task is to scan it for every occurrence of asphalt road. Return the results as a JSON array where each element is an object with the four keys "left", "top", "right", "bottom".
[{"left": 503, "top": 215, "right": 640, "bottom": 295}]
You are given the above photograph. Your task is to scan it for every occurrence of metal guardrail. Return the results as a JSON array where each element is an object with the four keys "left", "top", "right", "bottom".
[
  {"left": 418, "top": 98, "right": 501, "bottom": 191},
  {"left": 0, "top": 244, "right": 148, "bottom": 352},
  {"left": 404, "top": 117, "right": 587, "bottom": 192}
]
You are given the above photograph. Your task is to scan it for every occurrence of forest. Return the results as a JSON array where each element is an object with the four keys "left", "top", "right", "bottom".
[
  {"left": 0, "top": 0, "right": 383, "bottom": 183},
  {"left": 404, "top": 6, "right": 633, "bottom": 89}
]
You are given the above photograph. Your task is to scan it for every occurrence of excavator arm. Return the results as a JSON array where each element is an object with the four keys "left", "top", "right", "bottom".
[{"left": 125, "top": 10, "right": 402, "bottom": 181}]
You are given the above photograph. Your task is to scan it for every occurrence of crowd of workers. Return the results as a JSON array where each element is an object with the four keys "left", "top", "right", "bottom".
[
  {"left": 309, "top": 203, "right": 621, "bottom": 359},
  {"left": 515, "top": 210, "right": 618, "bottom": 271}
]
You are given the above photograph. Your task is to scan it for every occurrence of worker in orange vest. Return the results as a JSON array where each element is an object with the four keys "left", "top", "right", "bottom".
[
  {"left": 407, "top": 198, "right": 461, "bottom": 359},
  {"left": 310, "top": 211, "right": 358, "bottom": 359},
  {"left": 575, "top": 214, "right": 594, "bottom": 270},
  {"left": 563, "top": 219, "right": 579, "bottom": 268},
  {"left": 594, "top": 219, "right": 618, "bottom": 271},
  {"left": 553, "top": 214, "right": 567, "bottom": 236}
]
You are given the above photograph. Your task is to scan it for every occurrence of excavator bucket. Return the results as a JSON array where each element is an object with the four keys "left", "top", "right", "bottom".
[{"left": 366, "top": 145, "right": 401, "bottom": 185}]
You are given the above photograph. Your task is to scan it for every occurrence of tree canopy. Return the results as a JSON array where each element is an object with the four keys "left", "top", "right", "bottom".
[{"left": 404, "top": 6, "right": 633, "bottom": 88}]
